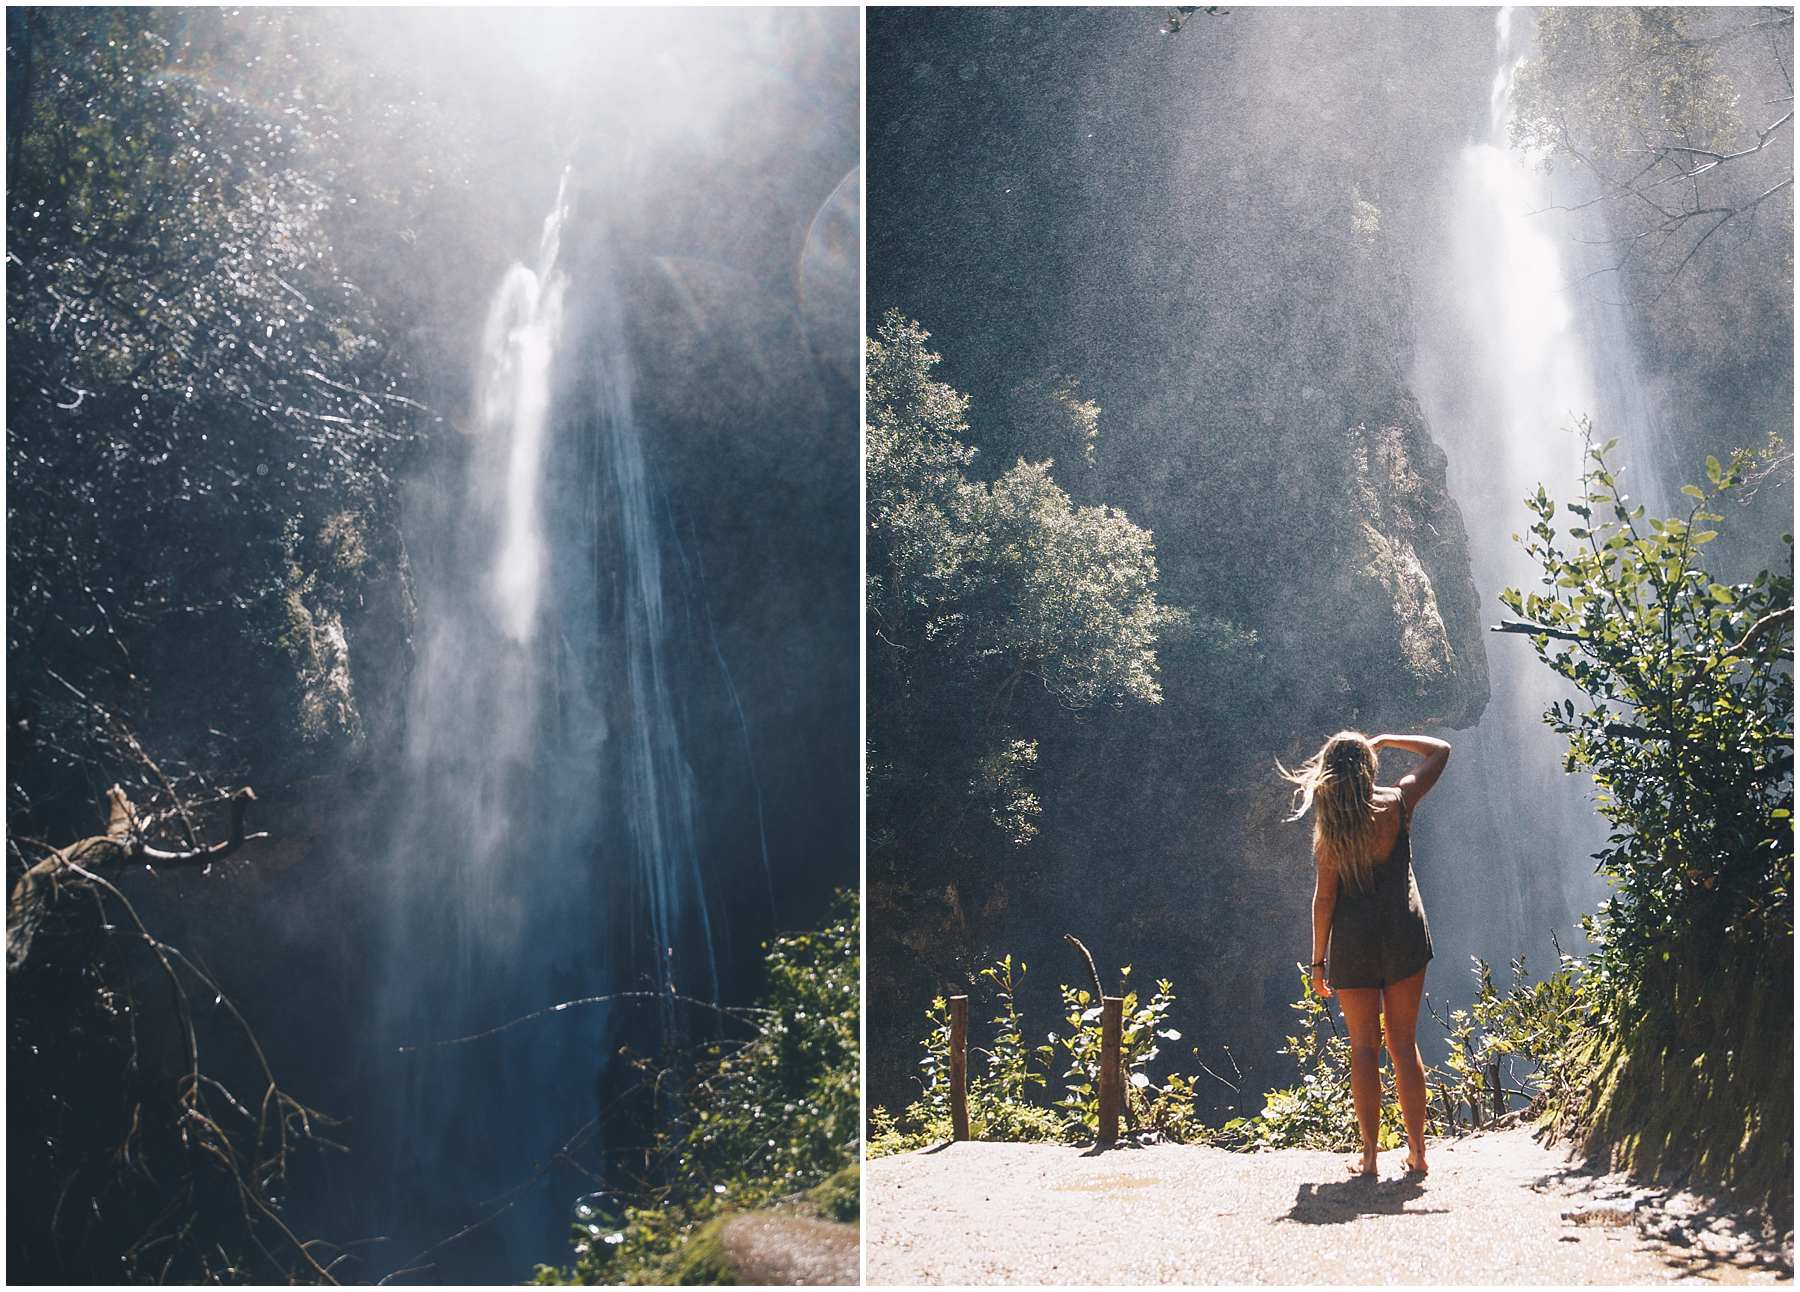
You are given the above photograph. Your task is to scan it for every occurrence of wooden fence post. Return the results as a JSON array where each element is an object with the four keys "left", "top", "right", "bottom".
[
  {"left": 1097, "top": 995, "right": 1124, "bottom": 1146},
  {"left": 949, "top": 994, "right": 970, "bottom": 1141}
]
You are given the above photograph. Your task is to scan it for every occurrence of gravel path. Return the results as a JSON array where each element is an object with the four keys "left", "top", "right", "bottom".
[{"left": 865, "top": 1127, "right": 1791, "bottom": 1285}]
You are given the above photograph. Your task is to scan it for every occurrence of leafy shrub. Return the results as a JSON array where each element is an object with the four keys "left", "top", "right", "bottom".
[
  {"left": 869, "top": 957, "right": 1202, "bottom": 1153},
  {"left": 1498, "top": 430, "right": 1792, "bottom": 1203},
  {"left": 1053, "top": 966, "right": 1188, "bottom": 1138},
  {"left": 1502, "top": 428, "right": 1792, "bottom": 998},
  {"left": 1430, "top": 952, "right": 1592, "bottom": 1129},
  {"left": 972, "top": 956, "right": 1063, "bottom": 1141},
  {"left": 535, "top": 892, "right": 859, "bottom": 1285}
]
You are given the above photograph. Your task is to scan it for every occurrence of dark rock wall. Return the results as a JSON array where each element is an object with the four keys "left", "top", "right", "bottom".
[{"left": 867, "top": 6, "right": 1499, "bottom": 1117}]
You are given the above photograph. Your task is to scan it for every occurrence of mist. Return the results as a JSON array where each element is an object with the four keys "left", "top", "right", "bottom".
[
  {"left": 865, "top": 4, "right": 1791, "bottom": 1122},
  {"left": 8, "top": 5, "right": 856, "bottom": 1283}
]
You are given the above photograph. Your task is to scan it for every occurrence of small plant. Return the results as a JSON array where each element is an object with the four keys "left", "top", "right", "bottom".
[
  {"left": 866, "top": 995, "right": 963, "bottom": 1156},
  {"left": 872, "top": 956, "right": 1203, "bottom": 1153},
  {"left": 914, "top": 994, "right": 955, "bottom": 1124},
  {"left": 1053, "top": 967, "right": 1191, "bottom": 1137},
  {"left": 1215, "top": 966, "right": 1408, "bottom": 1152},
  {"left": 1428, "top": 951, "right": 1592, "bottom": 1130},
  {"left": 535, "top": 892, "right": 859, "bottom": 1285},
  {"left": 971, "top": 956, "right": 1061, "bottom": 1141}
]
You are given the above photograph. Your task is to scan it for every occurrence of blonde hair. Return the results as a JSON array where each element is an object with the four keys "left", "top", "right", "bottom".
[{"left": 1278, "top": 730, "right": 1384, "bottom": 893}]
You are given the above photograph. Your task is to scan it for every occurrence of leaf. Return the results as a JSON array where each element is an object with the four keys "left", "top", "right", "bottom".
[{"left": 1681, "top": 484, "right": 1705, "bottom": 499}]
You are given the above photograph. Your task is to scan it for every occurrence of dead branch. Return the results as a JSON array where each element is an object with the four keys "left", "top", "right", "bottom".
[
  {"left": 1062, "top": 932, "right": 1105, "bottom": 1000},
  {"left": 22, "top": 850, "right": 342, "bottom": 1283},
  {"left": 398, "top": 990, "right": 770, "bottom": 1054},
  {"left": 1491, "top": 618, "right": 1586, "bottom": 642},
  {"left": 9, "top": 784, "right": 265, "bottom": 975}
]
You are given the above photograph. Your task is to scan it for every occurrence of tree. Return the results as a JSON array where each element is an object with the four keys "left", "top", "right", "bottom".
[
  {"left": 1512, "top": 7, "right": 1794, "bottom": 296},
  {"left": 5, "top": 12, "right": 446, "bottom": 1279},
  {"left": 7, "top": 9, "right": 442, "bottom": 842},
  {"left": 866, "top": 311, "right": 1184, "bottom": 869}
]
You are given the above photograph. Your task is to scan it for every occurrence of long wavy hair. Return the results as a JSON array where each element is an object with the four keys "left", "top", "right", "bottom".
[{"left": 1279, "top": 730, "right": 1384, "bottom": 893}]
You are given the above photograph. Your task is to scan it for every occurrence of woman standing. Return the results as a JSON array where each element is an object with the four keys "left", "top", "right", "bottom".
[{"left": 1282, "top": 730, "right": 1451, "bottom": 1177}]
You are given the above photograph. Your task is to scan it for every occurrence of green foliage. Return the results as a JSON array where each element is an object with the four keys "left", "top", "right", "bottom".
[
  {"left": 536, "top": 894, "right": 860, "bottom": 1285},
  {"left": 1512, "top": 9, "right": 1745, "bottom": 162},
  {"left": 1509, "top": 7, "right": 1792, "bottom": 406},
  {"left": 1432, "top": 953, "right": 1593, "bottom": 1130},
  {"left": 869, "top": 957, "right": 1202, "bottom": 1154},
  {"left": 865, "top": 1103, "right": 950, "bottom": 1159},
  {"left": 976, "top": 740, "right": 1042, "bottom": 849},
  {"left": 865, "top": 311, "right": 1184, "bottom": 877},
  {"left": 1500, "top": 427, "right": 1792, "bottom": 997},
  {"left": 1498, "top": 430, "right": 1793, "bottom": 1205},
  {"left": 911, "top": 994, "right": 955, "bottom": 1126},
  {"left": 804, "top": 1164, "right": 862, "bottom": 1225},
  {"left": 6, "top": 7, "right": 445, "bottom": 829},
  {"left": 1053, "top": 966, "right": 1186, "bottom": 1137},
  {"left": 972, "top": 955, "right": 1056, "bottom": 1139},
  {"left": 866, "top": 310, "right": 1183, "bottom": 712},
  {"left": 1214, "top": 966, "right": 1409, "bottom": 1152}
]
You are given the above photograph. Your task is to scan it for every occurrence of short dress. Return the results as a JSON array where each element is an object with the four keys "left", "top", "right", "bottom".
[{"left": 1326, "top": 803, "right": 1434, "bottom": 990}]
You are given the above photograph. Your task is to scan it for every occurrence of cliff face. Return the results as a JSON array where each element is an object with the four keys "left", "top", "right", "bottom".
[{"left": 867, "top": 7, "right": 1499, "bottom": 1118}]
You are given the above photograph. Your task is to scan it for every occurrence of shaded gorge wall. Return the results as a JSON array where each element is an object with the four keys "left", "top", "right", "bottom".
[
  {"left": 869, "top": 5, "right": 1540, "bottom": 1120},
  {"left": 127, "top": 9, "right": 859, "bottom": 1282}
]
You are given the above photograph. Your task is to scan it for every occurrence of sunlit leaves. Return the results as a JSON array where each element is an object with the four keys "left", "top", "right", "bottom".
[
  {"left": 546, "top": 894, "right": 860, "bottom": 1285},
  {"left": 1499, "top": 420, "right": 1793, "bottom": 1002},
  {"left": 9, "top": 8, "right": 429, "bottom": 807},
  {"left": 866, "top": 310, "right": 1184, "bottom": 872}
]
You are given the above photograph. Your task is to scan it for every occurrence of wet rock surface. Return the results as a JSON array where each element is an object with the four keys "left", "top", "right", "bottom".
[{"left": 717, "top": 1213, "right": 860, "bottom": 1286}]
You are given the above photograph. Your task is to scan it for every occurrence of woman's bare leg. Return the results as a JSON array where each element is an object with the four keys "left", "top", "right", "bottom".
[
  {"left": 1335, "top": 986, "right": 1383, "bottom": 1176},
  {"left": 1381, "top": 969, "right": 1429, "bottom": 1173}
]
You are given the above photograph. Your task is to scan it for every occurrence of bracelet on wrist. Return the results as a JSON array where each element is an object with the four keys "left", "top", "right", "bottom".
[{"left": 1308, "top": 960, "right": 1325, "bottom": 969}]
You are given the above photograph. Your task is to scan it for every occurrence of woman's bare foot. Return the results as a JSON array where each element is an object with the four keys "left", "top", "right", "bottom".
[
  {"left": 1345, "top": 1149, "right": 1378, "bottom": 1177},
  {"left": 1404, "top": 1151, "right": 1429, "bottom": 1175}
]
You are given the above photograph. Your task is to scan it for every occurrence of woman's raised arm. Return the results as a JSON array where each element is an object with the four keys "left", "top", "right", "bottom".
[{"left": 1372, "top": 733, "right": 1451, "bottom": 811}]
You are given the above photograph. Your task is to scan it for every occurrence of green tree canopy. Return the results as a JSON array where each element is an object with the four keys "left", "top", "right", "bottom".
[
  {"left": 1511, "top": 8, "right": 1793, "bottom": 297},
  {"left": 6, "top": 8, "right": 446, "bottom": 824},
  {"left": 867, "top": 310, "right": 1184, "bottom": 869}
]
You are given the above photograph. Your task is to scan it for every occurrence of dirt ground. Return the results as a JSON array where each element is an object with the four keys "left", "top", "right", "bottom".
[{"left": 864, "top": 1126, "right": 1792, "bottom": 1285}]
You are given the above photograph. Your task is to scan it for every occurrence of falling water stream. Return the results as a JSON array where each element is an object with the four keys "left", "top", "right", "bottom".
[
  {"left": 357, "top": 171, "right": 751, "bottom": 1280},
  {"left": 1410, "top": 6, "right": 1671, "bottom": 1003}
]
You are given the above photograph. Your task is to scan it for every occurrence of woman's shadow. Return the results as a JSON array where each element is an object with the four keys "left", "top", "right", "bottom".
[{"left": 1285, "top": 1175, "right": 1447, "bottom": 1225}]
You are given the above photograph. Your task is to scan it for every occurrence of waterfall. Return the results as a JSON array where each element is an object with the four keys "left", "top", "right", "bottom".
[
  {"left": 355, "top": 171, "right": 737, "bottom": 1280},
  {"left": 1410, "top": 6, "right": 1670, "bottom": 994}
]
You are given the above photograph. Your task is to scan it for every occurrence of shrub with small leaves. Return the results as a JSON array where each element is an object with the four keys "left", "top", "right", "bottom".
[
  {"left": 535, "top": 892, "right": 859, "bottom": 1285},
  {"left": 1500, "top": 427, "right": 1791, "bottom": 1000},
  {"left": 872, "top": 958, "right": 1204, "bottom": 1153},
  {"left": 1214, "top": 966, "right": 1409, "bottom": 1152}
]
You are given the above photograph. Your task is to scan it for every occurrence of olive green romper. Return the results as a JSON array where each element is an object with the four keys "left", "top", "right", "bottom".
[{"left": 1327, "top": 804, "right": 1433, "bottom": 990}]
